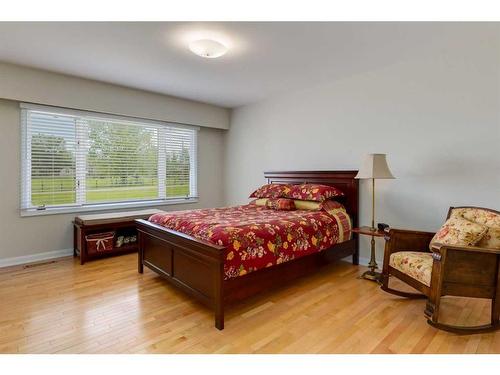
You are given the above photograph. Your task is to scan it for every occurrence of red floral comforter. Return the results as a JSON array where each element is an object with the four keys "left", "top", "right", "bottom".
[{"left": 149, "top": 204, "right": 352, "bottom": 280}]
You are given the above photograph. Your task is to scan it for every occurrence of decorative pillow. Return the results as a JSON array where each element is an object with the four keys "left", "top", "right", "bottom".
[
  {"left": 449, "top": 207, "right": 500, "bottom": 249},
  {"left": 293, "top": 199, "right": 347, "bottom": 213},
  {"left": 430, "top": 216, "right": 488, "bottom": 249},
  {"left": 476, "top": 227, "right": 500, "bottom": 249},
  {"left": 265, "top": 198, "right": 296, "bottom": 211},
  {"left": 293, "top": 200, "right": 321, "bottom": 210},
  {"left": 284, "top": 183, "right": 344, "bottom": 202},
  {"left": 251, "top": 198, "right": 269, "bottom": 206},
  {"left": 249, "top": 183, "right": 292, "bottom": 199},
  {"left": 451, "top": 207, "right": 500, "bottom": 228}
]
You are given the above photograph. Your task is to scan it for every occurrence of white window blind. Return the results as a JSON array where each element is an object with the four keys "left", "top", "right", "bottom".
[{"left": 21, "top": 103, "right": 198, "bottom": 213}]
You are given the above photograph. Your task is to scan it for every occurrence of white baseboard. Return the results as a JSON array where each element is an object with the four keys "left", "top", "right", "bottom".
[{"left": 0, "top": 248, "right": 73, "bottom": 268}]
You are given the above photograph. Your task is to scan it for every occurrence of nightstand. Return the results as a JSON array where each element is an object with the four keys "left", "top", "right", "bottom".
[{"left": 351, "top": 226, "right": 389, "bottom": 283}]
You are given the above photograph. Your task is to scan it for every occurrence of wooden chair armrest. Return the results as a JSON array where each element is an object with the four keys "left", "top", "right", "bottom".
[{"left": 430, "top": 243, "right": 500, "bottom": 255}]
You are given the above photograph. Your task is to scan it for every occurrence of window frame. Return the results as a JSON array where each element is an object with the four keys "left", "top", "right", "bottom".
[{"left": 20, "top": 103, "right": 199, "bottom": 217}]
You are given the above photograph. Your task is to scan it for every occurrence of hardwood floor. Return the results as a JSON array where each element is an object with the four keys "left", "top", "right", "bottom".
[{"left": 0, "top": 253, "right": 499, "bottom": 354}]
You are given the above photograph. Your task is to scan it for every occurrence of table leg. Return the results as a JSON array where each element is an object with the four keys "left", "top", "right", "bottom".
[{"left": 359, "top": 235, "right": 382, "bottom": 283}]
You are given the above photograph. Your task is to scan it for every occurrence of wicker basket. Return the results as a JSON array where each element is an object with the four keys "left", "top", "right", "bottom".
[{"left": 85, "top": 231, "right": 115, "bottom": 254}]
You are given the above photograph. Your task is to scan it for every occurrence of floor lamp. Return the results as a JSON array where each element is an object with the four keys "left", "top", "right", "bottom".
[{"left": 355, "top": 153, "right": 395, "bottom": 281}]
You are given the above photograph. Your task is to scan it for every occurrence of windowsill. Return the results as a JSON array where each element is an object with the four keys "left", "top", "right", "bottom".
[{"left": 20, "top": 198, "right": 199, "bottom": 217}]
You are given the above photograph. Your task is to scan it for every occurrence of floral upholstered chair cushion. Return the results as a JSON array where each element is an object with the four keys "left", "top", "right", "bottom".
[
  {"left": 389, "top": 251, "right": 433, "bottom": 287},
  {"left": 430, "top": 215, "right": 488, "bottom": 250},
  {"left": 450, "top": 208, "right": 500, "bottom": 249}
]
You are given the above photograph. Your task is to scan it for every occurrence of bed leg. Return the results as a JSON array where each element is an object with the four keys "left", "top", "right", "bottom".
[
  {"left": 214, "top": 262, "right": 224, "bottom": 330},
  {"left": 215, "top": 306, "right": 224, "bottom": 330},
  {"left": 73, "top": 224, "right": 77, "bottom": 257},
  {"left": 352, "top": 238, "right": 359, "bottom": 265},
  {"left": 138, "top": 257, "right": 143, "bottom": 273},
  {"left": 138, "top": 231, "right": 144, "bottom": 274}
]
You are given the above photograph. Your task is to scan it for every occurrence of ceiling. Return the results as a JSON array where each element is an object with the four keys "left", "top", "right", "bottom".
[{"left": 0, "top": 22, "right": 497, "bottom": 108}]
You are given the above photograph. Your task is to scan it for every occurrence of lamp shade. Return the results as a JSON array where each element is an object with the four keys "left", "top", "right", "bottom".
[{"left": 355, "top": 153, "right": 395, "bottom": 179}]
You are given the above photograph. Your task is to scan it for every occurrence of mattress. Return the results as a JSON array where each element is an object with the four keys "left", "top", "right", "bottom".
[{"left": 149, "top": 204, "right": 352, "bottom": 280}]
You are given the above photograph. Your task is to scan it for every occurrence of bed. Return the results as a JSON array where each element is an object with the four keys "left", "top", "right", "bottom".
[{"left": 135, "top": 170, "right": 359, "bottom": 329}]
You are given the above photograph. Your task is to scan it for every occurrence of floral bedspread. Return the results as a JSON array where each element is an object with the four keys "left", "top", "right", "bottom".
[{"left": 148, "top": 204, "right": 352, "bottom": 280}]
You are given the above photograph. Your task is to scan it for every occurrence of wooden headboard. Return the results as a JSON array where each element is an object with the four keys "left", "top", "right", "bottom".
[{"left": 264, "top": 170, "right": 359, "bottom": 228}]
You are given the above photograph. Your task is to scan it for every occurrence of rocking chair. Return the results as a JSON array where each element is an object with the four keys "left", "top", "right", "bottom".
[{"left": 381, "top": 206, "right": 500, "bottom": 334}]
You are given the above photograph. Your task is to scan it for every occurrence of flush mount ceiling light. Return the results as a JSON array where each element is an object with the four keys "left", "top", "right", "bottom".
[{"left": 188, "top": 39, "right": 228, "bottom": 59}]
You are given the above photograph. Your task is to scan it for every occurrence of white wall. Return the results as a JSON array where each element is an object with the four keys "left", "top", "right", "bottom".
[
  {"left": 0, "top": 62, "right": 229, "bottom": 129},
  {"left": 0, "top": 99, "right": 225, "bottom": 262},
  {"left": 225, "top": 35, "right": 500, "bottom": 263}
]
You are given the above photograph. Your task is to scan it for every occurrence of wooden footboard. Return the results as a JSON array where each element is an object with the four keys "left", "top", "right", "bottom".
[{"left": 136, "top": 219, "right": 226, "bottom": 329}]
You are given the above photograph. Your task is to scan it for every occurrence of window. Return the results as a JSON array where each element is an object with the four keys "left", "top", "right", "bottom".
[{"left": 21, "top": 103, "right": 198, "bottom": 215}]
